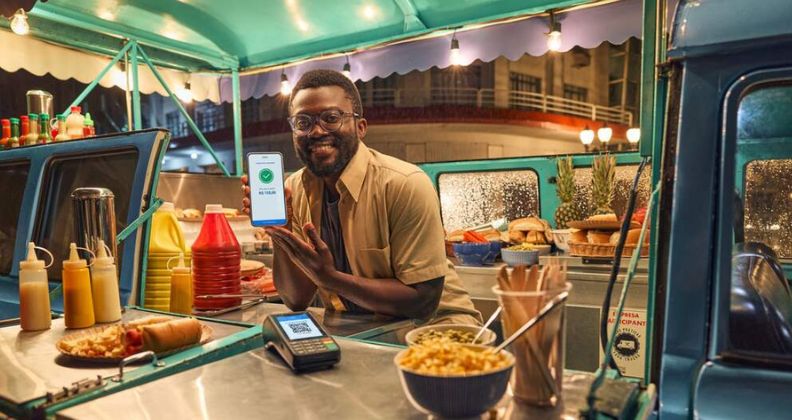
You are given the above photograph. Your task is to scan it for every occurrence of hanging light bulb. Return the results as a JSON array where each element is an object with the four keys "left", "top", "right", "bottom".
[
  {"left": 175, "top": 81, "right": 193, "bottom": 103},
  {"left": 449, "top": 35, "right": 462, "bottom": 66},
  {"left": 626, "top": 127, "right": 641, "bottom": 143},
  {"left": 190, "top": 152, "right": 199, "bottom": 160},
  {"left": 10, "top": 9, "right": 30, "bottom": 36},
  {"left": 579, "top": 125, "right": 595, "bottom": 145},
  {"left": 546, "top": 11, "right": 562, "bottom": 52},
  {"left": 597, "top": 122, "right": 613, "bottom": 143},
  {"left": 280, "top": 72, "right": 292, "bottom": 96},
  {"left": 342, "top": 56, "right": 352, "bottom": 79}
]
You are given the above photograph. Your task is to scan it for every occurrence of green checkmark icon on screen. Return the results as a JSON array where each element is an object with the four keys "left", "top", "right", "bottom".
[{"left": 259, "top": 168, "right": 274, "bottom": 184}]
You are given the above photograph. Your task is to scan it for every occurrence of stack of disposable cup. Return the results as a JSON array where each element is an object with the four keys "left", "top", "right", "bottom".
[
  {"left": 192, "top": 204, "right": 241, "bottom": 311},
  {"left": 145, "top": 202, "right": 188, "bottom": 310}
]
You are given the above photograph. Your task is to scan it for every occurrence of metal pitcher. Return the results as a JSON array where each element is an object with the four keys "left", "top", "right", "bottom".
[
  {"left": 26, "top": 90, "right": 54, "bottom": 117},
  {"left": 71, "top": 187, "right": 118, "bottom": 261}
]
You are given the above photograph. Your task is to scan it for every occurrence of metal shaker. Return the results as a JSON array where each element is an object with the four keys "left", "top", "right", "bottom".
[
  {"left": 71, "top": 188, "right": 118, "bottom": 261},
  {"left": 26, "top": 90, "right": 54, "bottom": 117}
]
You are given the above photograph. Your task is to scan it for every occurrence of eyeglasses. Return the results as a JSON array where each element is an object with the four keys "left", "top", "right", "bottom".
[{"left": 287, "top": 109, "right": 359, "bottom": 135}]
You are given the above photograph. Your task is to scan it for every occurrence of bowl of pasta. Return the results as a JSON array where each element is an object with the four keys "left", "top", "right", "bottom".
[{"left": 394, "top": 342, "right": 514, "bottom": 418}]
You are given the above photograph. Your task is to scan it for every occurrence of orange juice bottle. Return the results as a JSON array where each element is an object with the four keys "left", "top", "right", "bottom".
[
  {"left": 62, "top": 243, "right": 95, "bottom": 328},
  {"left": 91, "top": 240, "right": 122, "bottom": 323},
  {"left": 19, "top": 242, "right": 52, "bottom": 331},
  {"left": 169, "top": 253, "right": 192, "bottom": 315}
]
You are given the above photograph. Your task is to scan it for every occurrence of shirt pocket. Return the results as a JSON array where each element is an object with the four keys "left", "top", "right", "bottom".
[{"left": 356, "top": 246, "right": 393, "bottom": 279}]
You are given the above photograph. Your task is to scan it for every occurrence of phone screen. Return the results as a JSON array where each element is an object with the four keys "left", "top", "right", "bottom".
[{"left": 247, "top": 152, "right": 287, "bottom": 226}]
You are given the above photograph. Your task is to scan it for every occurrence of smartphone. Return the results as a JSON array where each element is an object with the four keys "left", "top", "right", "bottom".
[{"left": 247, "top": 152, "right": 287, "bottom": 226}]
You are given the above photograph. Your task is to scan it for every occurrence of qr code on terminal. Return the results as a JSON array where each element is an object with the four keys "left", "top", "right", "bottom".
[{"left": 288, "top": 322, "right": 311, "bottom": 334}]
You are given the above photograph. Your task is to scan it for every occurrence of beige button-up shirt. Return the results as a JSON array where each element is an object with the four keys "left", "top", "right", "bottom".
[{"left": 285, "top": 142, "right": 480, "bottom": 323}]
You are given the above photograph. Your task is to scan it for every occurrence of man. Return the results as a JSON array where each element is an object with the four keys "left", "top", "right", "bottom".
[{"left": 243, "top": 69, "right": 480, "bottom": 325}]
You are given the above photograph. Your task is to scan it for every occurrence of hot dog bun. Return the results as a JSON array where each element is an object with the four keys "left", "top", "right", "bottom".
[{"left": 141, "top": 318, "right": 202, "bottom": 353}]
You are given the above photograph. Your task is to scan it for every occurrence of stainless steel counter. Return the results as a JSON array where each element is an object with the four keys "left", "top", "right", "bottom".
[
  {"left": 0, "top": 309, "right": 245, "bottom": 407},
  {"left": 214, "top": 302, "right": 416, "bottom": 341},
  {"left": 56, "top": 336, "right": 601, "bottom": 420}
]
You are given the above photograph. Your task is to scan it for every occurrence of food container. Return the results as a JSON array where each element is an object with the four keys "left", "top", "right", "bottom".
[
  {"left": 501, "top": 249, "right": 540, "bottom": 267},
  {"left": 394, "top": 345, "right": 514, "bottom": 418},
  {"left": 452, "top": 242, "right": 500, "bottom": 266},
  {"left": 405, "top": 324, "right": 497, "bottom": 347},
  {"left": 493, "top": 282, "right": 572, "bottom": 406}
]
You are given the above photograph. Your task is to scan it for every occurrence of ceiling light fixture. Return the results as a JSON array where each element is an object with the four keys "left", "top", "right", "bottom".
[
  {"left": 280, "top": 71, "right": 292, "bottom": 96},
  {"left": 10, "top": 8, "right": 30, "bottom": 36},
  {"left": 546, "top": 11, "right": 562, "bottom": 52},
  {"left": 449, "top": 32, "right": 462, "bottom": 66}
]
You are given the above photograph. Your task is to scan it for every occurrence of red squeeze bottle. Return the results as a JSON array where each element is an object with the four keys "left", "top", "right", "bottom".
[{"left": 191, "top": 204, "right": 241, "bottom": 310}]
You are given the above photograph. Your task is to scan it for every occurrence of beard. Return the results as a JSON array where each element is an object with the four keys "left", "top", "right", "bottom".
[{"left": 295, "top": 131, "right": 359, "bottom": 177}]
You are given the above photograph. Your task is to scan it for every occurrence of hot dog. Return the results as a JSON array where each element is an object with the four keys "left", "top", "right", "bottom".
[{"left": 140, "top": 318, "right": 202, "bottom": 353}]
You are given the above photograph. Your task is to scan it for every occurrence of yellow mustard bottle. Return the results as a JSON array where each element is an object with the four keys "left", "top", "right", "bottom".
[
  {"left": 91, "top": 240, "right": 122, "bottom": 323},
  {"left": 62, "top": 243, "right": 95, "bottom": 328},
  {"left": 19, "top": 242, "right": 52, "bottom": 331},
  {"left": 169, "top": 253, "right": 192, "bottom": 315}
]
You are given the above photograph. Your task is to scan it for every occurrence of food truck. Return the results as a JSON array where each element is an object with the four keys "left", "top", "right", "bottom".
[{"left": 1, "top": 0, "right": 791, "bottom": 418}]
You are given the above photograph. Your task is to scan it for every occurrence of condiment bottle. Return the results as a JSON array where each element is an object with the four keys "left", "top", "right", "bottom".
[
  {"left": 38, "top": 113, "right": 51, "bottom": 144},
  {"left": 9, "top": 118, "right": 20, "bottom": 148},
  {"left": 169, "top": 253, "right": 192, "bottom": 315},
  {"left": 62, "top": 243, "right": 95, "bottom": 328},
  {"left": 20, "top": 115, "right": 29, "bottom": 145},
  {"left": 83, "top": 113, "right": 95, "bottom": 137},
  {"left": 25, "top": 114, "right": 38, "bottom": 145},
  {"left": 19, "top": 242, "right": 52, "bottom": 331},
  {"left": 0, "top": 119, "right": 10, "bottom": 149},
  {"left": 65, "top": 106, "right": 85, "bottom": 139},
  {"left": 54, "top": 114, "right": 70, "bottom": 142},
  {"left": 91, "top": 240, "right": 122, "bottom": 323}
]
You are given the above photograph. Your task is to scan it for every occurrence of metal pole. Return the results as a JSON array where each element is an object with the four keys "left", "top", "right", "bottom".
[
  {"left": 137, "top": 46, "right": 231, "bottom": 177},
  {"left": 232, "top": 68, "right": 243, "bottom": 176},
  {"left": 638, "top": 0, "right": 659, "bottom": 157},
  {"left": 66, "top": 41, "right": 133, "bottom": 114},
  {"left": 124, "top": 51, "right": 132, "bottom": 131},
  {"left": 131, "top": 41, "right": 142, "bottom": 130}
]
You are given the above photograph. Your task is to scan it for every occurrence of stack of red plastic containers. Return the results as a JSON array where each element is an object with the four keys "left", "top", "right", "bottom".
[{"left": 191, "top": 204, "right": 241, "bottom": 310}]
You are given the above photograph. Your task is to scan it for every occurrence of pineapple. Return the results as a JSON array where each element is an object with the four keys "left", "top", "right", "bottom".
[
  {"left": 554, "top": 156, "right": 581, "bottom": 228},
  {"left": 591, "top": 153, "right": 616, "bottom": 215}
]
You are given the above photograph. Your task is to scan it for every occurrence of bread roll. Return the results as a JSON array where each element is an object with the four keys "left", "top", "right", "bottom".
[
  {"left": 587, "top": 230, "right": 612, "bottom": 244},
  {"left": 141, "top": 318, "right": 202, "bottom": 353},
  {"left": 510, "top": 216, "right": 545, "bottom": 232},
  {"left": 625, "top": 228, "right": 649, "bottom": 245},
  {"left": 570, "top": 229, "right": 588, "bottom": 243},
  {"left": 509, "top": 230, "right": 526, "bottom": 244},
  {"left": 446, "top": 230, "right": 465, "bottom": 242},
  {"left": 524, "top": 230, "right": 547, "bottom": 244},
  {"left": 587, "top": 213, "right": 617, "bottom": 222},
  {"left": 609, "top": 232, "right": 620, "bottom": 245},
  {"left": 480, "top": 228, "right": 502, "bottom": 242}
]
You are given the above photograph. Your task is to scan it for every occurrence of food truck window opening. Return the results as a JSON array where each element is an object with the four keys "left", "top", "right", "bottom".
[
  {"left": 0, "top": 160, "right": 30, "bottom": 276},
  {"left": 32, "top": 149, "right": 138, "bottom": 282},
  {"left": 723, "top": 75, "right": 792, "bottom": 364},
  {"left": 437, "top": 169, "right": 539, "bottom": 233}
]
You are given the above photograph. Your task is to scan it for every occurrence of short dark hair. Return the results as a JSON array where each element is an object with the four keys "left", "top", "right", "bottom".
[{"left": 289, "top": 69, "right": 363, "bottom": 116}]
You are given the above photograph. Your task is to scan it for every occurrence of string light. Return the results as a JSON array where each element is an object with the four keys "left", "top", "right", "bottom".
[
  {"left": 10, "top": 9, "right": 30, "bottom": 36},
  {"left": 597, "top": 122, "right": 613, "bottom": 143},
  {"left": 449, "top": 32, "right": 462, "bottom": 66},
  {"left": 626, "top": 127, "right": 641, "bottom": 143},
  {"left": 546, "top": 11, "right": 562, "bottom": 52},
  {"left": 280, "top": 71, "right": 292, "bottom": 96},
  {"left": 175, "top": 81, "right": 193, "bottom": 103},
  {"left": 342, "top": 56, "right": 351, "bottom": 79},
  {"left": 579, "top": 125, "right": 595, "bottom": 145}
]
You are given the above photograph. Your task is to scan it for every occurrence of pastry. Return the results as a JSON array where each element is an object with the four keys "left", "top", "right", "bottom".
[
  {"left": 587, "top": 230, "right": 611, "bottom": 244},
  {"left": 570, "top": 229, "right": 588, "bottom": 243},
  {"left": 587, "top": 213, "right": 618, "bottom": 222}
]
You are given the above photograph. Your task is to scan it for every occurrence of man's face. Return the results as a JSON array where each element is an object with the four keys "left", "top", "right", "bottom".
[{"left": 290, "top": 86, "right": 365, "bottom": 177}]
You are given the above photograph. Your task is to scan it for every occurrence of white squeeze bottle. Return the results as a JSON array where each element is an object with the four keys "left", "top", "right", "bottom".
[
  {"left": 19, "top": 242, "right": 52, "bottom": 331},
  {"left": 91, "top": 240, "right": 122, "bottom": 323}
]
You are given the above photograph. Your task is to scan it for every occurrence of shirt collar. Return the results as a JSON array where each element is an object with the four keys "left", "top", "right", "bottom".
[{"left": 300, "top": 141, "right": 371, "bottom": 203}]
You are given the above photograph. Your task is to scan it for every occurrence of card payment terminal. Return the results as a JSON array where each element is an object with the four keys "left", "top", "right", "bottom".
[{"left": 262, "top": 312, "right": 341, "bottom": 372}]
